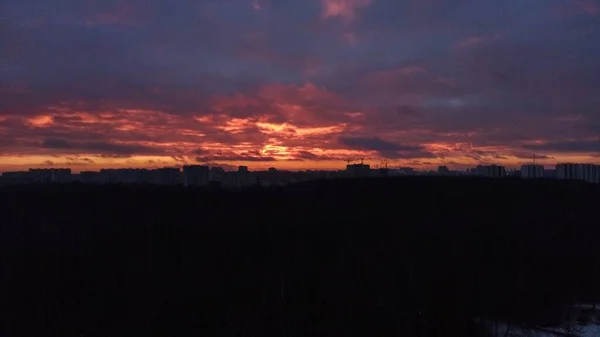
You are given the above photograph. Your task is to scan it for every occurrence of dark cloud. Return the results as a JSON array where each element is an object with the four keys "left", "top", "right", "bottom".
[
  {"left": 294, "top": 151, "right": 338, "bottom": 161},
  {"left": 339, "top": 136, "right": 436, "bottom": 159},
  {"left": 66, "top": 156, "right": 95, "bottom": 162},
  {"left": 170, "top": 155, "right": 189, "bottom": 163},
  {"left": 41, "top": 138, "right": 160, "bottom": 155},
  {"left": 523, "top": 140, "right": 600, "bottom": 153},
  {"left": 41, "top": 138, "right": 73, "bottom": 149},
  {"left": 340, "top": 136, "right": 417, "bottom": 152},
  {"left": 511, "top": 153, "right": 554, "bottom": 160},
  {"left": 195, "top": 155, "right": 277, "bottom": 163},
  {"left": 1, "top": 0, "right": 600, "bottom": 168},
  {"left": 99, "top": 154, "right": 134, "bottom": 158},
  {"left": 192, "top": 148, "right": 208, "bottom": 156},
  {"left": 388, "top": 151, "right": 437, "bottom": 160}
]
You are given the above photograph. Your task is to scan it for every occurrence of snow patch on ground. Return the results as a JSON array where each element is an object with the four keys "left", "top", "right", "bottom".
[{"left": 485, "top": 321, "right": 600, "bottom": 336}]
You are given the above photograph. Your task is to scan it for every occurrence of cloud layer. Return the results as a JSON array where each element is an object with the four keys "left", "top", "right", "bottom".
[{"left": 1, "top": 0, "right": 599, "bottom": 171}]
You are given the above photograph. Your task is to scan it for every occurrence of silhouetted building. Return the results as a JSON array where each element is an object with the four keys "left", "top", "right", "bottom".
[
  {"left": 259, "top": 168, "right": 281, "bottom": 186},
  {"left": 78, "top": 171, "right": 103, "bottom": 184},
  {"left": 556, "top": 163, "right": 600, "bottom": 183},
  {"left": 399, "top": 167, "right": 417, "bottom": 175},
  {"left": 557, "top": 163, "right": 584, "bottom": 181},
  {"left": 237, "top": 166, "right": 250, "bottom": 187},
  {"left": 28, "top": 168, "right": 72, "bottom": 183},
  {"left": 209, "top": 167, "right": 225, "bottom": 184},
  {"left": 582, "top": 164, "right": 600, "bottom": 183},
  {"left": 544, "top": 169, "right": 557, "bottom": 179},
  {"left": 182, "top": 165, "right": 210, "bottom": 187},
  {"left": 346, "top": 163, "right": 371, "bottom": 178},
  {"left": 99, "top": 169, "right": 116, "bottom": 183},
  {"left": 29, "top": 168, "right": 71, "bottom": 183},
  {"left": 99, "top": 168, "right": 150, "bottom": 184},
  {"left": 557, "top": 163, "right": 571, "bottom": 180},
  {"left": 475, "top": 165, "right": 506, "bottom": 178},
  {"left": 376, "top": 168, "right": 389, "bottom": 177},
  {"left": 152, "top": 168, "right": 181, "bottom": 185},
  {"left": 221, "top": 167, "right": 257, "bottom": 188},
  {"left": 507, "top": 168, "right": 520, "bottom": 177},
  {"left": 221, "top": 172, "right": 238, "bottom": 188},
  {"left": 521, "top": 164, "right": 544, "bottom": 179},
  {"left": 1, "top": 171, "right": 35, "bottom": 184}
]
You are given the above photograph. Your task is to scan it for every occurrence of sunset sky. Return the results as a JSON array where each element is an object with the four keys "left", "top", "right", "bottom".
[{"left": 1, "top": 0, "right": 599, "bottom": 172}]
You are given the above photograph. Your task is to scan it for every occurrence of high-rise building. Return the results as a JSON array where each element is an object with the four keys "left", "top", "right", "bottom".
[
  {"left": 346, "top": 163, "right": 371, "bottom": 178},
  {"left": 79, "top": 171, "right": 102, "bottom": 184},
  {"left": 544, "top": 169, "right": 557, "bottom": 179},
  {"left": 376, "top": 168, "right": 389, "bottom": 177},
  {"left": 520, "top": 164, "right": 544, "bottom": 179},
  {"left": 152, "top": 168, "right": 181, "bottom": 185},
  {"left": 438, "top": 166, "right": 450, "bottom": 175},
  {"left": 557, "top": 163, "right": 583, "bottom": 181},
  {"left": 261, "top": 168, "right": 281, "bottom": 186},
  {"left": 98, "top": 168, "right": 150, "bottom": 184},
  {"left": 28, "top": 168, "right": 72, "bottom": 183},
  {"left": 209, "top": 167, "right": 225, "bottom": 184},
  {"left": 475, "top": 165, "right": 506, "bottom": 178},
  {"left": 398, "top": 167, "right": 417, "bottom": 175},
  {"left": 557, "top": 163, "right": 576, "bottom": 180},
  {"left": 221, "top": 167, "right": 254, "bottom": 189},
  {"left": 182, "top": 165, "right": 210, "bottom": 187},
  {"left": 582, "top": 164, "right": 599, "bottom": 184},
  {"left": 237, "top": 166, "right": 249, "bottom": 187},
  {"left": 1, "top": 171, "right": 35, "bottom": 184},
  {"left": 556, "top": 163, "right": 600, "bottom": 183}
]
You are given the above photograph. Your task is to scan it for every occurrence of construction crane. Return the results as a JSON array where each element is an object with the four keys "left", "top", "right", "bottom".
[{"left": 345, "top": 158, "right": 366, "bottom": 165}]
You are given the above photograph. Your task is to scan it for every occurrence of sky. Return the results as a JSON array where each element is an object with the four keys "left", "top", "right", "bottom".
[{"left": 1, "top": 0, "right": 600, "bottom": 172}]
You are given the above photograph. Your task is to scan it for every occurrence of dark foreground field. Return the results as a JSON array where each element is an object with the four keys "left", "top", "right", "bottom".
[{"left": 1, "top": 177, "right": 599, "bottom": 337}]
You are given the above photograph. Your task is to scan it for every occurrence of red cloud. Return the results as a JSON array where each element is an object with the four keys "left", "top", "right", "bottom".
[
  {"left": 2, "top": 79, "right": 600, "bottom": 172},
  {"left": 321, "top": 0, "right": 373, "bottom": 20}
]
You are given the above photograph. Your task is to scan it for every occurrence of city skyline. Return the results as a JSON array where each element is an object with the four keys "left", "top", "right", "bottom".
[
  {"left": 2, "top": 0, "right": 600, "bottom": 172},
  {"left": 2, "top": 161, "right": 598, "bottom": 173},
  {"left": 3, "top": 163, "right": 599, "bottom": 186},
  {"left": 0, "top": 159, "right": 591, "bottom": 174}
]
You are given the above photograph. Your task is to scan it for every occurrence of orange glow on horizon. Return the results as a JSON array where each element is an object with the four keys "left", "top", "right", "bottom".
[
  {"left": 3, "top": 84, "right": 600, "bottom": 174},
  {"left": 2, "top": 151, "right": 600, "bottom": 174}
]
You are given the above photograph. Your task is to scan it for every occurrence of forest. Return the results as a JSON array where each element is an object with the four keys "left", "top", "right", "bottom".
[{"left": 1, "top": 176, "right": 599, "bottom": 337}]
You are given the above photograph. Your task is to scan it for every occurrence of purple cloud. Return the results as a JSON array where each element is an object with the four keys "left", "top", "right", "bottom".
[{"left": 1, "top": 0, "right": 599, "bottom": 170}]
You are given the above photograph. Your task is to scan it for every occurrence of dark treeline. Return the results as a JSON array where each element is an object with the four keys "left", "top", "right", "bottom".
[{"left": 1, "top": 177, "right": 599, "bottom": 337}]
